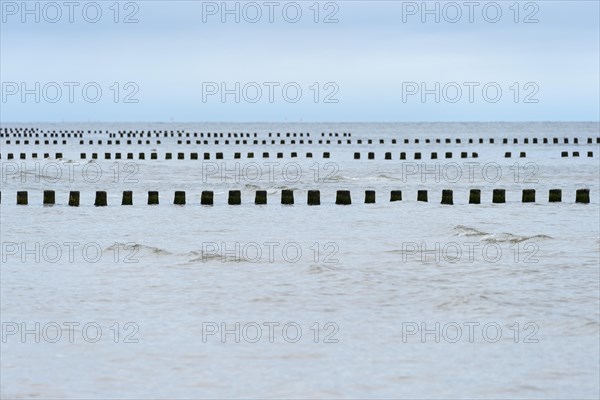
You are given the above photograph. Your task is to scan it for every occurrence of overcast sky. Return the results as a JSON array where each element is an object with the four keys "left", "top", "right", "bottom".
[{"left": 1, "top": 0, "right": 598, "bottom": 122}]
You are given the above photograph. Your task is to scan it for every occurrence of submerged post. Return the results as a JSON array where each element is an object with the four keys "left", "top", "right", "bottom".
[
  {"left": 336, "top": 190, "right": 351, "bottom": 205},
  {"left": 441, "top": 190, "right": 453, "bottom": 205},
  {"left": 492, "top": 189, "right": 506, "bottom": 204},
  {"left": 174, "top": 191, "right": 186, "bottom": 205},
  {"left": 16, "top": 191, "right": 28, "bottom": 205},
  {"left": 148, "top": 191, "right": 159, "bottom": 205},
  {"left": 229, "top": 190, "right": 241, "bottom": 205},
  {"left": 201, "top": 191, "right": 214, "bottom": 205},
  {"left": 365, "top": 190, "right": 376, "bottom": 204},
  {"left": 255, "top": 190, "right": 267, "bottom": 205},
  {"left": 281, "top": 190, "right": 294, "bottom": 205},
  {"left": 307, "top": 190, "right": 320, "bottom": 205},
  {"left": 548, "top": 189, "right": 562, "bottom": 203},
  {"left": 43, "top": 190, "right": 55, "bottom": 205},
  {"left": 69, "top": 191, "right": 80, "bottom": 207},
  {"left": 122, "top": 191, "right": 133, "bottom": 205},
  {"left": 469, "top": 189, "right": 481, "bottom": 204},
  {"left": 95, "top": 191, "right": 107, "bottom": 207},
  {"left": 522, "top": 189, "right": 536, "bottom": 203},
  {"left": 576, "top": 189, "right": 590, "bottom": 204}
]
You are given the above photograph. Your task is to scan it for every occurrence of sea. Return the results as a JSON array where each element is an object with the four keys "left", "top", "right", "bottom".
[{"left": 1, "top": 122, "right": 599, "bottom": 399}]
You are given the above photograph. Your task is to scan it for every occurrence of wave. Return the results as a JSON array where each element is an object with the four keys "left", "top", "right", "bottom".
[
  {"left": 334, "top": 175, "right": 360, "bottom": 182},
  {"left": 376, "top": 174, "right": 401, "bottom": 181},
  {"left": 453, "top": 225, "right": 552, "bottom": 243},
  {"left": 453, "top": 225, "right": 488, "bottom": 237},
  {"left": 104, "top": 243, "right": 172, "bottom": 256},
  {"left": 187, "top": 249, "right": 222, "bottom": 262},
  {"left": 482, "top": 233, "right": 553, "bottom": 244},
  {"left": 101, "top": 245, "right": 250, "bottom": 263},
  {"left": 243, "top": 184, "right": 262, "bottom": 190},
  {"left": 269, "top": 185, "right": 298, "bottom": 191}
]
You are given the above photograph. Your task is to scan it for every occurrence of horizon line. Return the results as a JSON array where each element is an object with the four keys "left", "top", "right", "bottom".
[{"left": 1, "top": 121, "right": 599, "bottom": 125}]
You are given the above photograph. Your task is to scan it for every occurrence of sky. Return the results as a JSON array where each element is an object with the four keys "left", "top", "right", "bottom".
[{"left": 0, "top": 0, "right": 599, "bottom": 122}]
